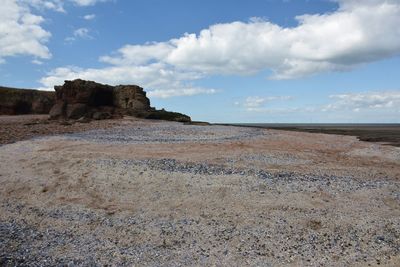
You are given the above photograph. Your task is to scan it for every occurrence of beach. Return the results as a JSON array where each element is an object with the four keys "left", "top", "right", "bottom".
[{"left": 1, "top": 115, "right": 399, "bottom": 266}]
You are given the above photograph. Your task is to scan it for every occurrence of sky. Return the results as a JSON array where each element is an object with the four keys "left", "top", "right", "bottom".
[{"left": 1, "top": 0, "right": 400, "bottom": 123}]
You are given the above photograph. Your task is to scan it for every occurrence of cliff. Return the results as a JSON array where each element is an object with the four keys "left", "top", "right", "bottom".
[
  {"left": 0, "top": 86, "right": 55, "bottom": 115},
  {"left": 49, "top": 79, "right": 191, "bottom": 122}
]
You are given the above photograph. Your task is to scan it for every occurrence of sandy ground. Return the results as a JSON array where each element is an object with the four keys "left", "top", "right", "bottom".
[
  {"left": 0, "top": 115, "right": 119, "bottom": 145},
  {"left": 0, "top": 116, "right": 399, "bottom": 266}
]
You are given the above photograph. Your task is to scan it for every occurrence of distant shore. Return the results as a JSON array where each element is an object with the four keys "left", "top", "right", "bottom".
[
  {"left": 1, "top": 115, "right": 399, "bottom": 148},
  {"left": 2, "top": 115, "right": 400, "bottom": 148},
  {"left": 216, "top": 123, "right": 400, "bottom": 147}
]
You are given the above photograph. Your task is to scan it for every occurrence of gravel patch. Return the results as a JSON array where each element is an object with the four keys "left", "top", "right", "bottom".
[
  {"left": 64, "top": 123, "right": 265, "bottom": 144},
  {"left": 91, "top": 158, "right": 399, "bottom": 194},
  {"left": 1, "top": 198, "right": 399, "bottom": 266}
]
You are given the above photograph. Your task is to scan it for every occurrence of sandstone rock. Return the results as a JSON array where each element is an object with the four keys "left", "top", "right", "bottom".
[
  {"left": 54, "top": 79, "right": 114, "bottom": 106},
  {"left": 0, "top": 86, "right": 55, "bottom": 115},
  {"left": 66, "top": 103, "right": 88, "bottom": 119},
  {"left": 49, "top": 102, "right": 65, "bottom": 119},
  {"left": 113, "top": 85, "right": 150, "bottom": 111},
  {"left": 50, "top": 79, "right": 151, "bottom": 120}
]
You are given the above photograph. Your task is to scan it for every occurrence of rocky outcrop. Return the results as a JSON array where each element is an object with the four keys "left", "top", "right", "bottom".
[
  {"left": 49, "top": 79, "right": 151, "bottom": 120},
  {"left": 49, "top": 79, "right": 191, "bottom": 122},
  {"left": 50, "top": 80, "right": 115, "bottom": 119},
  {"left": 113, "top": 85, "right": 150, "bottom": 111},
  {"left": 0, "top": 86, "right": 55, "bottom": 115}
]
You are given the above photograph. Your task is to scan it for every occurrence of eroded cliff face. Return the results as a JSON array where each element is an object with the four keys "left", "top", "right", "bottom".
[
  {"left": 49, "top": 79, "right": 152, "bottom": 120},
  {"left": 113, "top": 85, "right": 150, "bottom": 111},
  {"left": 0, "top": 87, "right": 55, "bottom": 115},
  {"left": 49, "top": 79, "right": 191, "bottom": 122}
]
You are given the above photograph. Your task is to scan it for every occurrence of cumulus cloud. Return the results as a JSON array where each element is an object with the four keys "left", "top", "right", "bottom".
[
  {"left": 91, "top": 0, "right": 400, "bottom": 79},
  {"left": 100, "top": 43, "right": 174, "bottom": 66},
  {"left": 0, "top": 0, "right": 111, "bottom": 63},
  {"left": 38, "top": 64, "right": 217, "bottom": 98},
  {"left": 323, "top": 91, "right": 400, "bottom": 112},
  {"left": 40, "top": 0, "right": 400, "bottom": 97},
  {"left": 0, "top": 0, "right": 52, "bottom": 62}
]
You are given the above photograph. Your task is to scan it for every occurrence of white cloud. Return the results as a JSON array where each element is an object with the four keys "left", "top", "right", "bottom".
[
  {"left": 38, "top": 64, "right": 217, "bottom": 98},
  {"left": 65, "top": 27, "right": 93, "bottom": 42},
  {"left": 39, "top": 0, "right": 400, "bottom": 97},
  {"left": 0, "top": 0, "right": 111, "bottom": 63},
  {"left": 25, "top": 0, "right": 110, "bottom": 10},
  {"left": 239, "top": 90, "right": 400, "bottom": 115},
  {"left": 0, "top": 0, "right": 52, "bottom": 62},
  {"left": 89, "top": 0, "right": 400, "bottom": 79},
  {"left": 71, "top": 0, "right": 110, "bottom": 6},
  {"left": 322, "top": 91, "right": 400, "bottom": 112},
  {"left": 245, "top": 107, "right": 313, "bottom": 114},
  {"left": 100, "top": 43, "right": 174, "bottom": 66},
  {"left": 83, "top": 14, "right": 96, "bottom": 20},
  {"left": 244, "top": 96, "right": 268, "bottom": 109},
  {"left": 31, "top": 59, "right": 44, "bottom": 65},
  {"left": 21, "top": 0, "right": 65, "bottom": 12},
  {"left": 228, "top": 88, "right": 400, "bottom": 124},
  {"left": 19, "top": 0, "right": 110, "bottom": 12},
  {"left": 73, "top": 27, "right": 92, "bottom": 39},
  {"left": 147, "top": 88, "right": 217, "bottom": 98},
  {"left": 234, "top": 96, "right": 293, "bottom": 111}
]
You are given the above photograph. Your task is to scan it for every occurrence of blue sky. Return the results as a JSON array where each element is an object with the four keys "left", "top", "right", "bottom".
[{"left": 1, "top": 0, "right": 400, "bottom": 123}]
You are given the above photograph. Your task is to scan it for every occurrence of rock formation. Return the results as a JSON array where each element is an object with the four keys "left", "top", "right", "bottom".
[
  {"left": 113, "top": 85, "right": 151, "bottom": 111},
  {"left": 49, "top": 79, "right": 191, "bottom": 122},
  {"left": 0, "top": 86, "right": 55, "bottom": 115}
]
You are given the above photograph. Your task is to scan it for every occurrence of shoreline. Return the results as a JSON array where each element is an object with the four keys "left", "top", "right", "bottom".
[
  {"left": 1, "top": 115, "right": 399, "bottom": 148},
  {"left": 215, "top": 123, "right": 400, "bottom": 147}
]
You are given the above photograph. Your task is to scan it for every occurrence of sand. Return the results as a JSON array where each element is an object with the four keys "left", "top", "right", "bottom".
[{"left": 0, "top": 116, "right": 399, "bottom": 266}]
